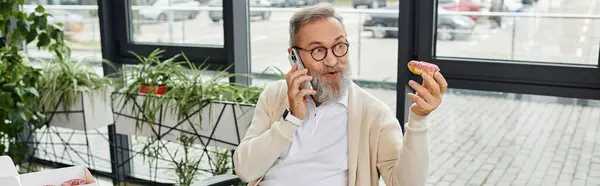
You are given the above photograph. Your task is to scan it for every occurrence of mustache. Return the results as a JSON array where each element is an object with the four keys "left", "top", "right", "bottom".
[{"left": 314, "top": 66, "right": 343, "bottom": 76}]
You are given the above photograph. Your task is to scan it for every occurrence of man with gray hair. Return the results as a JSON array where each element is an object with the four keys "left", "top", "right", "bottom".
[{"left": 233, "top": 2, "right": 448, "bottom": 186}]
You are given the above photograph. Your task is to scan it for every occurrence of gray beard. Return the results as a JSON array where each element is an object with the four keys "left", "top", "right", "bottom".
[{"left": 311, "top": 69, "right": 351, "bottom": 104}]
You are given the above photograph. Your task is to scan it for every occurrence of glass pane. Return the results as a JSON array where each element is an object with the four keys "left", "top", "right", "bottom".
[
  {"left": 24, "top": 1, "right": 103, "bottom": 60},
  {"left": 128, "top": 136, "right": 234, "bottom": 184},
  {"left": 434, "top": 0, "right": 600, "bottom": 65},
  {"left": 249, "top": 1, "right": 399, "bottom": 87},
  {"left": 129, "top": 0, "right": 223, "bottom": 46},
  {"left": 27, "top": 126, "right": 113, "bottom": 173},
  {"left": 425, "top": 88, "right": 600, "bottom": 186}
]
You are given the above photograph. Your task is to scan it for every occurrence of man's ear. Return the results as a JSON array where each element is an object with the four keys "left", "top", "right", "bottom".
[{"left": 287, "top": 47, "right": 291, "bottom": 54}]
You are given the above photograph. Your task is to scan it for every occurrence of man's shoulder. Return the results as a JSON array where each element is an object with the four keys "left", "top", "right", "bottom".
[
  {"left": 257, "top": 80, "right": 288, "bottom": 104},
  {"left": 262, "top": 79, "right": 287, "bottom": 95},
  {"left": 255, "top": 80, "right": 288, "bottom": 115}
]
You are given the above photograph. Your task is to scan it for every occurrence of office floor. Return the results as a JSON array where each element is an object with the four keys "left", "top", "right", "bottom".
[
  {"left": 426, "top": 90, "right": 600, "bottom": 186},
  {"left": 28, "top": 86, "right": 600, "bottom": 186}
]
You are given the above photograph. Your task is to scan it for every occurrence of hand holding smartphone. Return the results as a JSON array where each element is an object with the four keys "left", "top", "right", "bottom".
[
  {"left": 288, "top": 48, "right": 313, "bottom": 90},
  {"left": 285, "top": 48, "right": 316, "bottom": 119}
]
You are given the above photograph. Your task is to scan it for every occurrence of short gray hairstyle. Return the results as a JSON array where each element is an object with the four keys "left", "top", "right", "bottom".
[{"left": 289, "top": 2, "right": 345, "bottom": 47}]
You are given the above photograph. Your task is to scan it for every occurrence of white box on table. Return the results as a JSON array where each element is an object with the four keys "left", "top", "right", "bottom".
[
  {"left": 0, "top": 156, "right": 22, "bottom": 186},
  {"left": 0, "top": 176, "right": 22, "bottom": 186},
  {"left": 19, "top": 165, "right": 98, "bottom": 186}
]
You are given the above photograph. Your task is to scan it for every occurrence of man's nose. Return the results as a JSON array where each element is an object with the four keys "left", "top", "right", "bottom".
[{"left": 323, "top": 50, "right": 338, "bottom": 67}]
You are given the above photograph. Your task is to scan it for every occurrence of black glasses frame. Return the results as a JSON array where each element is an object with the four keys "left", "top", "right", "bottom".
[{"left": 293, "top": 42, "right": 350, "bottom": 61}]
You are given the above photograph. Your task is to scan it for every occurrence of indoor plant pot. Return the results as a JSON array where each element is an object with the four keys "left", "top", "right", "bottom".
[
  {"left": 139, "top": 84, "right": 167, "bottom": 95},
  {"left": 173, "top": 101, "right": 256, "bottom": 150},
  {"left": 111, "top": 92, "right": 180, "bottom": 142},
  {"left": 45, "top": 87, "right": 114, "bottom": 130},
  {"left": 38, "top": 55, "right": 115, "bottom": 131}
]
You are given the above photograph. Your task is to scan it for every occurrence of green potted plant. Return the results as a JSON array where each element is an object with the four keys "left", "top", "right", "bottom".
[
  {"left": 111, "top": 49, "right": 190, "bottom": 141},
  {"left": 110, "top": 49, "right": 265, "bottom": 185},
  {"left": 37, "top": 56, "right": 115, "bottom": 130},
  {"left": 0, "top": 2, "right": 69, "bottom": 164},
  {"left": 161, "top": 63, "right": 261, "bottom": 149},
  {"left": 112, "top": 48, "right": 264, "bottom": 148},
  {"left": 121, "top": 49, "right": 188, "bottom": 95}
]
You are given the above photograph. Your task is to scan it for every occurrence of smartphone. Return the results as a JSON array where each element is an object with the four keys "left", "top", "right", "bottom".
[{"left": 288, "top": 48, "right": 313, "bottom": 90}]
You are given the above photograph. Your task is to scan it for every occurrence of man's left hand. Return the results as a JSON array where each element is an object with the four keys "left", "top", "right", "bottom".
[{"left": 407, "top": 71, "right": 448, "bottom": 116}]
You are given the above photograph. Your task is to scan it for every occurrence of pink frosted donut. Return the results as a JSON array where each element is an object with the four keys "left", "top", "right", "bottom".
[
  {"left": 61, "top": 179, "right": 86, "bottom": 186},
  {"left": 407, "top": 61, "right": 440, "bottom": 76}
]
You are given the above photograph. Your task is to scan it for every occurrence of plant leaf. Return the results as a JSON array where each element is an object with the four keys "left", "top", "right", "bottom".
[
  {"left": 24, "top": 87, "right": 39, "bottom": 97},
  {"left": 37, "top": 32, "right": 50, "bottom": 48},
  {"left": 34, "top": 5, "right": 45, "bottom": 13},
  {"left": 26, "top": 26, "right": 37, "bottom": 43}
]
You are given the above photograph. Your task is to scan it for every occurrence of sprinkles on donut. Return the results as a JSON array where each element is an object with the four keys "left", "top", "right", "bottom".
[{"left": 407, "top": 60, "right": 440, "bottom": 76}]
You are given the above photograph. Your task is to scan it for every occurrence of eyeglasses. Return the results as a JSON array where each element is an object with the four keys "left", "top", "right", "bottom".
[{"left": 293, "top": 42, "right": 350, "bottom": 61}]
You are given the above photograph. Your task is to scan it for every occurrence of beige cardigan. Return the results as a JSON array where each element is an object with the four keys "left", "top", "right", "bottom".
[{"left": 233, "top": 80, "right": 430, "bottom": 186}]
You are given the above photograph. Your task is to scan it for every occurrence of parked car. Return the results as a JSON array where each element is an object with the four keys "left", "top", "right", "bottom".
[
  {"left": 270, "top": 0, "right": 334, "bottom": 7},
  {"left": 362, "top": 4, "right": 398, "bottom": 38},
  {"left": 208, "top": 0, "right": 271, "bottom": 22},
  {"left": 139, "top": 0, "right": 201, "bottom": 22},
  {"left": 352, "top": 0, "right": 387, "bottom": 8},
  {"left": 436, "top": 7, "right": 477, "bottom": 40},
  {"left": 438, "top": 0, "right": 484, "bottom": 21},
  {"left": 503, "top": 0, "right": 525, "bottom": 12},
  {"left": 363, "top": 4, "right": 476, "bottom": 40}
]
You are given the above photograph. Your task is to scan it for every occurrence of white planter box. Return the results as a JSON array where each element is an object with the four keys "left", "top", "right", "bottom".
[
  {"left": 111, "top": 93, "right": 179, "bottom": 142},
  {"left": 172, "top": 101, "right": 255, "bottom": 150},
  {"left": 111, "top": 93, "right": 256, "bottom": 149},
  {"left": 45, "top": 88, "right": 114, "bottom": 130}
]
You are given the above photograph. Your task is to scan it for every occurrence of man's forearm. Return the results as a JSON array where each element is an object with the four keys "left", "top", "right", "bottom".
[
  {"left": 394, "top": 112, "right": 431, "bottom": 186},
  {"left": 233, "top": 120, "right": 298, "bottom": 182}
]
